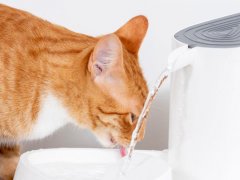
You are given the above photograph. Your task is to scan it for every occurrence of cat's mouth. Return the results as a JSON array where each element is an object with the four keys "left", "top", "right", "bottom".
[
  {"left": 109, "top": 135, "right": 119, "bottom": 148},
  {"left": 96, "top": 132, "right": 128, "bottom": 157},
  {"left": 110, "top": 136, "right": 117, "bottom": 145},
  {"left": 110, "top": 135, "right": 127, "bottom": 157}
]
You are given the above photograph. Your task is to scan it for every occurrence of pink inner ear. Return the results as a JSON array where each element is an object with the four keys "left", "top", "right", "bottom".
[
  {"left": 89, "top": 34, "right": 123, "bottom": 77},
  {"left": 94, "top": 64, "right": 103, "bottom": 76}
]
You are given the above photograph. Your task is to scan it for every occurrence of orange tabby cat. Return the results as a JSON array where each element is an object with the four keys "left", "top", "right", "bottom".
[{"left": 0, "top": 4, "right": 148, "bottom": 179}]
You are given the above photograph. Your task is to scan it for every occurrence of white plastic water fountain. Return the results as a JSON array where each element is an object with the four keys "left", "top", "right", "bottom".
[
  {"left": 14, "top": 13, "right": 240, "bottom": 180},
  {"left": 169, "top": 13, "right": 240, "bottom": 180}
]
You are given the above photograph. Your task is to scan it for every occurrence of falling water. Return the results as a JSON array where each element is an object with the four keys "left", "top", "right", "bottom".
[{"left": 120, "top": 67, "right": 170, "bottom": 176}]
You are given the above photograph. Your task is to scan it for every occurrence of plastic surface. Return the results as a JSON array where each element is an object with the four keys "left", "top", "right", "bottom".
[
  {"left": 169, "top": 35, "right": 240, "bottom": 180},
  {"left": 175, "top": 13, "right": 240, "bottom": 48},
  {"left": 167, "top": 45, "right": 196, "bottom": 72},
  {"left": 14, "top": 148, "right": 171, "bottom": 180}
]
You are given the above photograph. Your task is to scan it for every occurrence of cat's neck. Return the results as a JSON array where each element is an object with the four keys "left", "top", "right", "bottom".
[
  {"left": 25, "top": 28, "right": 98, "bottom": 139},
  {"left": 35, "top": 27, "right": 97, "bottom": 124}
]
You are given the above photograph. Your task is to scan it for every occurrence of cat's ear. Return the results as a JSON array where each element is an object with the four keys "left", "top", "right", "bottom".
[
  {"left": 115, "top": 15, "right": 148, "bottom": 54},
  {"left": 88, "top": 34, "right": 123, "bottom": 79}
]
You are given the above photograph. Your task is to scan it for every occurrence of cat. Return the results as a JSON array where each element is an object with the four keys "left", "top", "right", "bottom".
[{"left": 0, "top": 4, "right": 149, "bottom": 179}]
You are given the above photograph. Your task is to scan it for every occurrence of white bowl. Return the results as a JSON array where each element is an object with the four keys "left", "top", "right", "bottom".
[{"left": 14, "top": 148, "right": 171, "bottom": 180}]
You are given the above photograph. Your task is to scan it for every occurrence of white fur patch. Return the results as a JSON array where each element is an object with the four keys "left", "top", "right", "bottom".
[{"left": 27, "top": 93, "right": 74, "bottom": 140}]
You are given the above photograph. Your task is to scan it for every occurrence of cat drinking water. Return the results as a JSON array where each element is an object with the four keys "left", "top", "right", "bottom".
[{"left": 0, "top": 4, "right": 149, "bottom": 179}]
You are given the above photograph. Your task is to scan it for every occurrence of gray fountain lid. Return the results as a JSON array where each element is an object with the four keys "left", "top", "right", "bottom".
[{"left": 175, "top": 13, "right": 240, "bottom": 48}]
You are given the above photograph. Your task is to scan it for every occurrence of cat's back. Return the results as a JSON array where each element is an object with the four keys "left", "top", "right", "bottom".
[
  {"left": 0, "top": 4, "right": 42, "bottom": 43},
  {"left": 0, "top": 4, "right": 44, "bottom": 134},
  {"left": 0, "top": 4, "right": 36, "bottom": 81}
]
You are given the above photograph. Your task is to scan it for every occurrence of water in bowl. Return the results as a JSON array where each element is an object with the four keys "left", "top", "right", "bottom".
[
  {"left": 33, "top": 151, "right": 157, "bottom": 180},
  {"left": 36, "top": 163, "right": 116, "bottom": 180}
]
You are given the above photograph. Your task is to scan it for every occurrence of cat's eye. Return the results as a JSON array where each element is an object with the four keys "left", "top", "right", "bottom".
[{"left": 130, "top": 113, "right": 136, "bottom": 124}]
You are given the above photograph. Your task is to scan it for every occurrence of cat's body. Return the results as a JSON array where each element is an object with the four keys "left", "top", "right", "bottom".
[
  {"left": 0, "top": 4, "right": 148, "bottom": 179},
  {"left": 27, "top": 93, "right": 75, "bottom": 140}
]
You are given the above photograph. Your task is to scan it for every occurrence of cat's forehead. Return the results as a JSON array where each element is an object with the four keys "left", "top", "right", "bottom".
[
  {"left": 128, "top": 97, "right": 146, "bottom": 116},
  {"left": 115, "top": 88, "right": 147, "bottom": 116},
  {"left": 101, "top": 45, "right": 148, "bottom": 115},
  {"left": 122, "top": 53, "right": 148, "bottom": 115}
]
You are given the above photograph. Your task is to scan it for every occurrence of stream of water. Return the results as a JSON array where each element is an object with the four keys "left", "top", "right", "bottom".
[{"left": 120, "top": 67, "right": 170, "bottom": 177}]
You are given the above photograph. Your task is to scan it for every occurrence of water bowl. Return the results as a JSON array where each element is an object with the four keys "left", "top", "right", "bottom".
[{"left": 14, "top": 148, "right": 171, "bottom": 180}]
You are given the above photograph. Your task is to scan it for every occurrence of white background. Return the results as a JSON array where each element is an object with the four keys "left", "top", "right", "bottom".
[{"left": 1, "top": 0, "right": 240, "bottom": 151}]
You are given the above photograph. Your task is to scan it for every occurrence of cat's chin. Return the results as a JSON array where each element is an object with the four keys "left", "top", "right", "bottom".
[
  {"left": 95, "top": 134, "right": 117, "bottom": 148},
  {"left": 97, "top": 135, "right": 127, "bottom": 157},
  {"left": 95, "top": 133, "right": 128, "bottom": 152}
]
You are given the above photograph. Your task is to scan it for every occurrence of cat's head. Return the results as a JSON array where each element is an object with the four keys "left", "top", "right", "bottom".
[{"left": 87, "top": 16, "right": 148, "bottom": 148}]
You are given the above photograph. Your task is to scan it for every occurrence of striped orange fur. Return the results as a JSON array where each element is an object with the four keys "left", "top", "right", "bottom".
[{"left": 0, "top": 4, "right": 148, "bottom": 179}]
